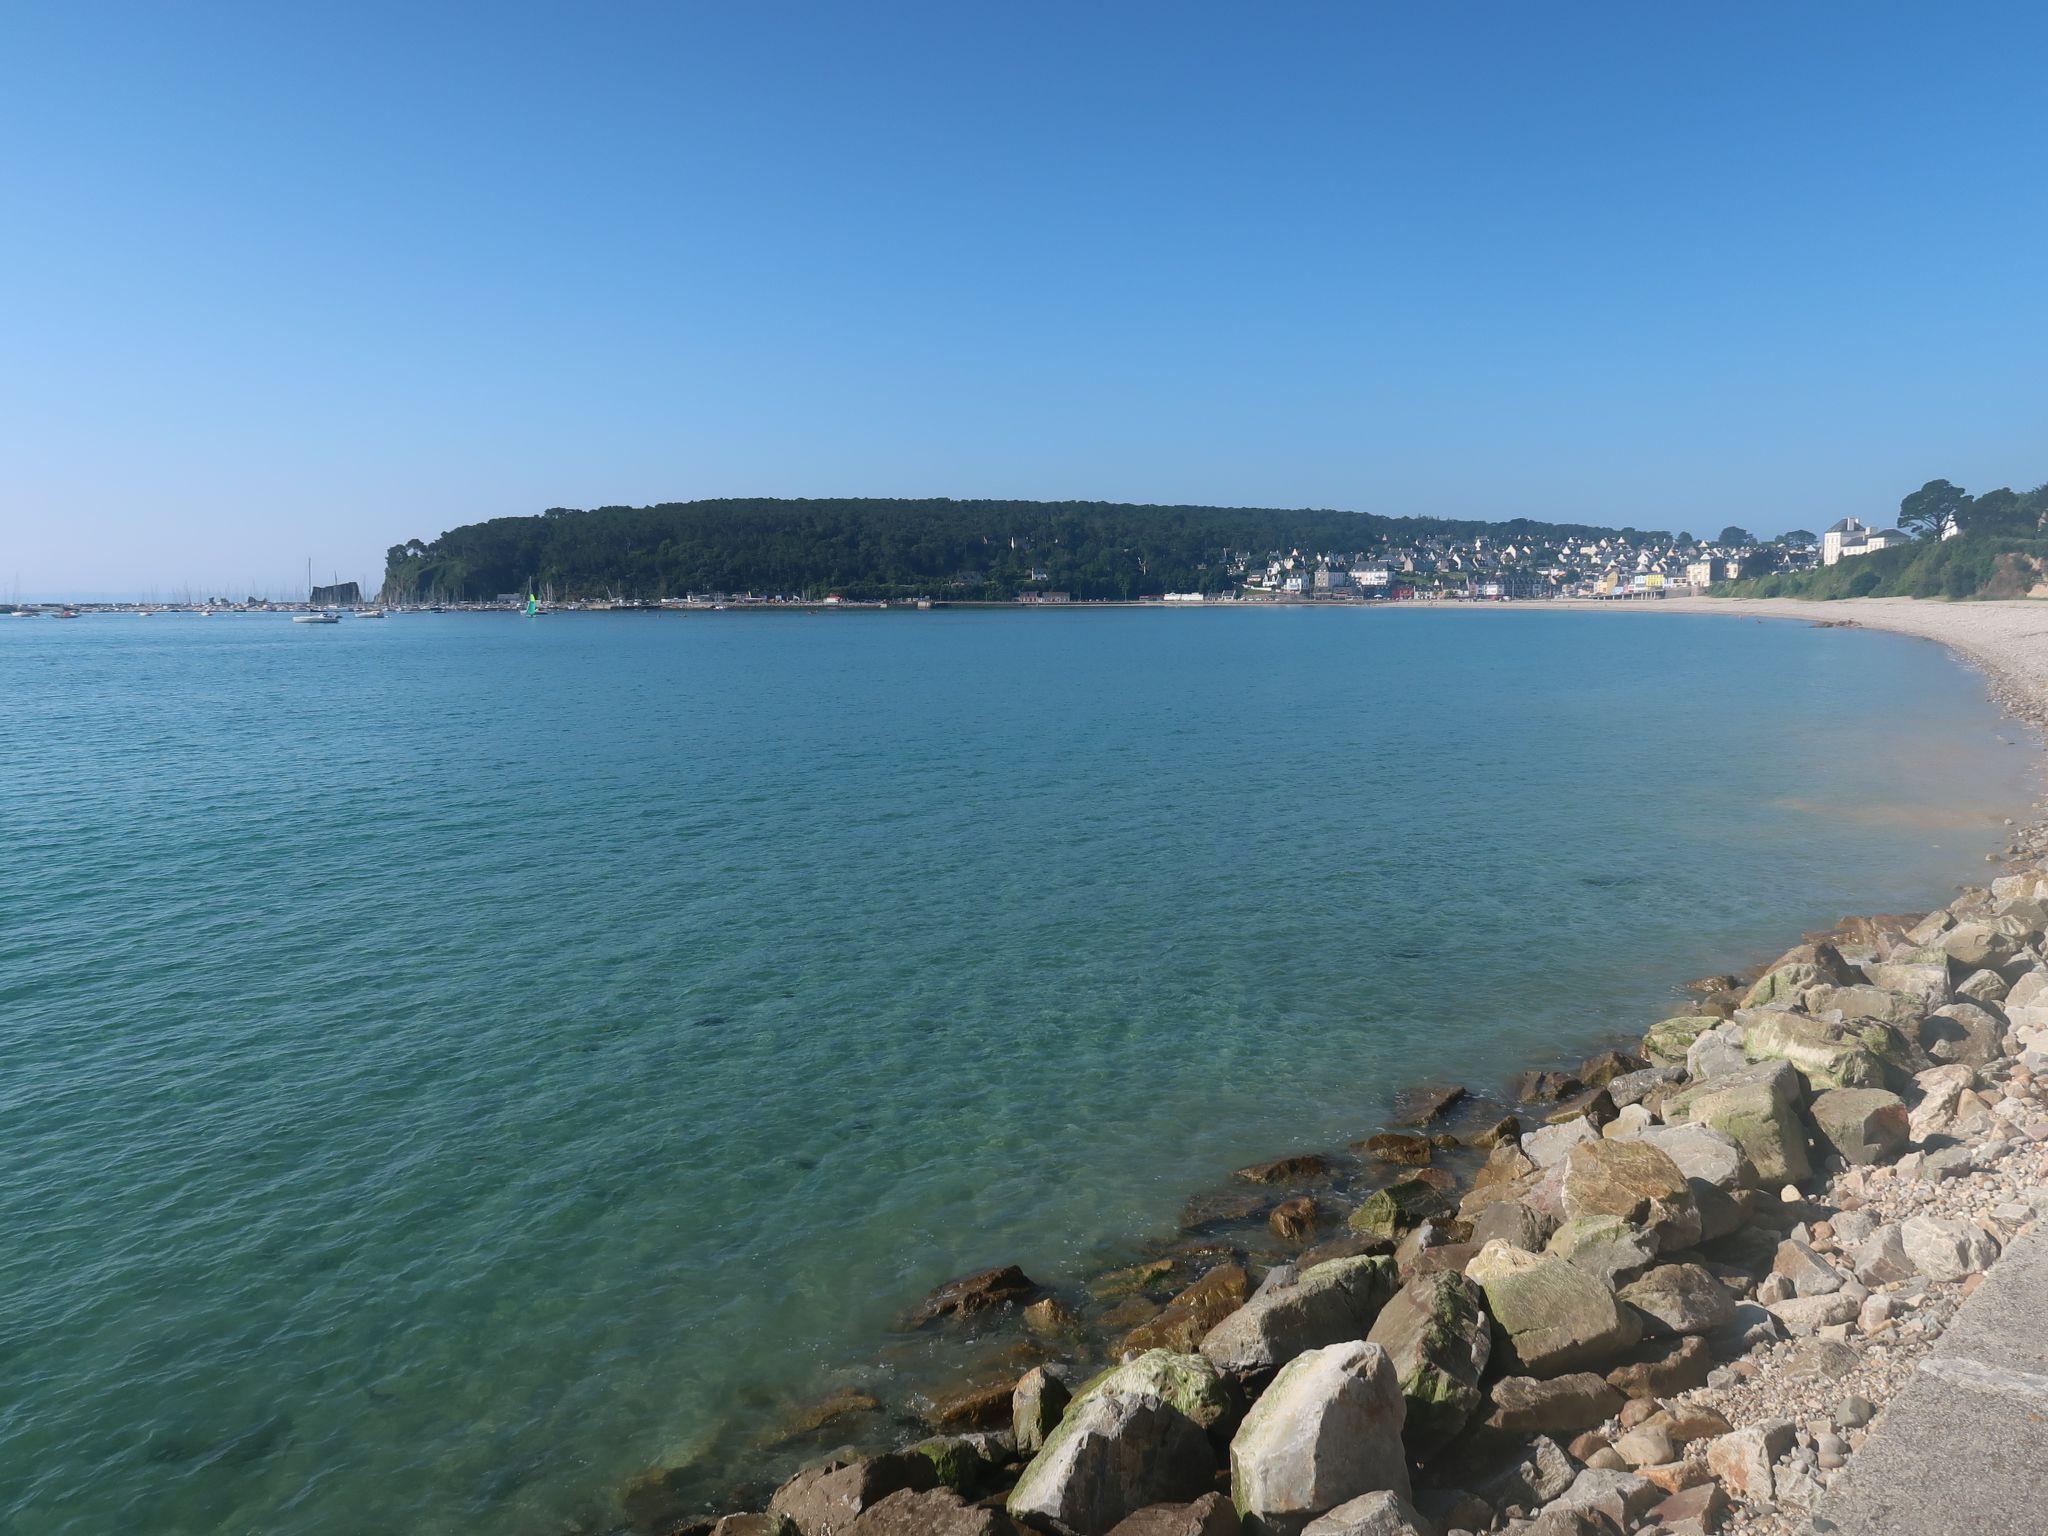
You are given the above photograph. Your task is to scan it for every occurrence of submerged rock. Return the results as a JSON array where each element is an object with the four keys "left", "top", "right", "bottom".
[
  {"left": 1236, "top": 1154, "right": 1333, "bottom": 1186},
  {"left": 1122, "top": 1265, "right": 1251, "bottom": 1354},
  {"left": 905, "top": 1266, "right": 1039, "bottom": 1326},
  {"left": 1390, "top": 1083, "right": 1467, "bottom": 1127}
]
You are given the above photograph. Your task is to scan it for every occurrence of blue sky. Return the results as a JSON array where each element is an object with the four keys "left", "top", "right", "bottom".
[{"left": 3, "top": 2, "right": 2045, "bottom": 597}]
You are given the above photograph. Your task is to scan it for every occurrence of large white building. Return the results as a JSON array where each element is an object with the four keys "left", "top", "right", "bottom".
[{"left": 1822, "top": 517, "right": 1909, "bottom": 566}]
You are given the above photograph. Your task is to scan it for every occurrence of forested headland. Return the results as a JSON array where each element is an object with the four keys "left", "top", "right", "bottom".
[{"left": 381, "top": 498, "right": 1666, "bottom": 602}]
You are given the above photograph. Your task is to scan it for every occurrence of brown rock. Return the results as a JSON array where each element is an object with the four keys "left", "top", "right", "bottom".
[
  {"left": 1469, "top": 1115, "right": 1523, "bottom": 1148},
  {"left": 1481, "top": 1372, "right": 1626, "bottom": 1435},
  {"left": 1640, "top": 1460, "right": 1710, "bottom": 1495},
  {"left": 1603, "top": 1335, "right": 1712, "bottom": 1398},
  {"left": 1357, "top": 1132, "right": 1434, "bottom": 1166},
  {"left": 1022, "top": 1297, "right": 1079, "bottom": 1335},
  {"left": 904, "top": 1266, "right": 1038, "bottom": 1327},
  {"left": 1179, "top": 1190, "right": 1270, "bottom": 1230},
  {"left": 1104, "top": 1492, "right": 1241, "bottom": 1536},
  {"left": 844, "top": 1488, "right": 1020, "bottom": 1536},
  {"left": 1393, "top": 1083, "right": 1468, "bottom": 1125},
  {"left": 1578, "top": 1049, "right": 1649, "bottom": 1088},
  {"left": 1089, "top": 1259, "right": 1177, "bottom": 1298},
  {"left": 1516, "top": 1069, "right": 1584, "bottom": 1102},
  {"left": 1649, "top": 1481, "right": 1728, "bottom": 1535},
  {"left": 1297, "top": 1231, "right": 1395, "bottom": 1267},
  {"left": 772, "top": 1386, "right": 884, "bottom": 1443},
  {"left": 770, "top": 1453, "right": 942, "bottom": 1536},
  {"left": 1120, "top": 1264, "right": 1250, "bottom": 1353},
  {"left": 1270, "top": 1196, "right": 1323, "bottom": 1244},
  {"left": 1568, "top": 1430, "right": 1611, "bottom": 1462},
  {"left": 712, "top": 1515, "right": 795, "bottom": 1536},
  {"left": 925, "top": 1378, "right": 1016, "bottom": 1431},
  {"left": 1545, "top": 1087, "right": 1619, "bottom": 1129},
  {"left": 1235, "top": 1153, "right": 1333, "bottom": 1185}
]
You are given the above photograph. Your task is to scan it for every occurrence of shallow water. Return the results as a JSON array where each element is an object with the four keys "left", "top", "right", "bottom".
[{"left": 0, "top": 608, "right": 2034, "bottom": 1535}]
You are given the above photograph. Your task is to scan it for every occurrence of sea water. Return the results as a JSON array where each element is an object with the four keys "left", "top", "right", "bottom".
[{"left": 0, "top": 608, "right": 2033, "bottom": 1534}]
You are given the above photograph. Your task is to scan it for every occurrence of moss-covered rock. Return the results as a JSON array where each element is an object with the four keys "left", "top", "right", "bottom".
[
  {"left": 1641, "top": 1016, "right": 1718, "bottom": 1067},
  {"left": 1364, "top": 1272, "right": 1491, "bottom": 1461},
  {"left": 1348, "top": 1179, "right": 1454, "bottom": 1238}
]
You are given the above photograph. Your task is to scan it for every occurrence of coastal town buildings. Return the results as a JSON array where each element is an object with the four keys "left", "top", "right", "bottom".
[{"left": 1822, "top": 516, "right": 1909, "bottom": 566}]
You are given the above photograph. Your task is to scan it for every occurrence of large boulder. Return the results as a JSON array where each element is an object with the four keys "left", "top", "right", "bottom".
[
  {"left": 1559, "top": 1140, "right": 1701, "bottom": 1252},
  {"left": 1900, "top": 1216, "right": 2000, "bottom": 1281},
  {"left": 1008, "top": 1356, "right": 1224, "bottom": 1536},
  {"left": 1919, "top": 1001, "right": 2005, "bottom": 1067},
  {"left": 1616, "top": 1264, "right": 1735, "bottom": 1336},
  {"left": 1104, "top": 1495, "right": 1240, "bottom": 1536},
  {"left": 773, "top": 1454, "right": 944, "bottom": 1536},
  {"left": 1663, "top": 1060, "right": 1812, "bottom": 1185},
  {"left": 1464, "top": 1240, "right": 1642, "bottom": 1376},
  {"left": 1201, "top": 1256, "right": 1397, "bottom": 1377},
  {"left": 1907, "top": 1064, "right": 1998, "bottom": 1142},
  {"left": 1808, "top": 1088, "right": 1909, "bottom": 1165},
  {"left": 1015, "top": 1367, "right": 1073, "bottom": 1456},
  {"left": 847, "top": 1489, "right": 1021, "bottom": 1536},
  {"left": 1480, "top": 1371, "right": 1624, "bottom": 1435},
  {"left": 1863, "top": 959, "right": 1951, "bottom": 1007},
  {"left": 1229, "top": 1342, "right": 1410, "bottom": 1536},
  {"left": 1468, "top": 1199, "right": 1554, "bottom": 1253},
  {"left": 1738, "top": 1012, "right": 1898, "bottom": 1090},
  {"left": 1941, "top": 917, "right": 2031, "bottom": 971},
  {"left": 1297, "top": 1494, "right": 1429, "bottom": 1536},
  {"left": 1808, "top": 983, "right": 1925, "bottom": 1032},
  {"left": 1364, "top": 1272, "right": 1491, "bottom": 1460}
]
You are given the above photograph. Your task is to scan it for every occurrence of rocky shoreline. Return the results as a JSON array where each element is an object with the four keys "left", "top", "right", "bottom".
[{"left": 613, "top": 604, "right": 2048, "bottom": 1536}]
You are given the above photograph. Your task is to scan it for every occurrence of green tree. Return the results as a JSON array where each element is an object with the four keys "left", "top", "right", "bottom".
[
  {"left": 1717, "top": 526, "right": 1754, "bottom": 546},
  {"left": 1898, "top": 479, "right": 1971, "bottom": 541},
  {"left": 1779, "top": 529, "right": 1816, "bottom": 545}
]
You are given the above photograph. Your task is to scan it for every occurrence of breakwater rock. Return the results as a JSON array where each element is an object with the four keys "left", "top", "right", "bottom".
[{"left": 643, "top": 862, "right": 2048, "bottom": 1536}]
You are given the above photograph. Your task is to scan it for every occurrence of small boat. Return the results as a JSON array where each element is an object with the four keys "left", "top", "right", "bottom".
[
  {"left": 55, "top": 607, "right": 80, "bottom": 619},
  {"left": 355, "top": 609, "right": 387, "bottom": 619},
  {"left": 292, "top": 610, "right": 340, "bottom": 625}
]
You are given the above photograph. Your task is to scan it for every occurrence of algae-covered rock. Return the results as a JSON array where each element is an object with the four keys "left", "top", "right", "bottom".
[
  {"left": 1363, "top": 1272, "right": 1491, "bottom": 1461},
  {"left": 1807, "top": 983, "right": 1927, "bottom": 1031},
  {"left": 1229, "top": 1342, "right": 1410, "bottom": 1536},
  {"left": 1014, "top": 1366, "right": 1073, "bottom": 1456},
  {"left": 1008, "top": 1353, "right": 1225, "bottom": 1535},
  {"left": 1347, "top": 1180, "right": 1453, "bottom": 1238},
  {"left": 1641, "top": 1016, "right": 1718, "bottom": 1067},
  {"left": 1007, "top": 1393, "right": 1215, "bottom": 1536},
  {"left": 1663, "top": 1059, "right": 1812, "bottom": 1185},
  {"left": 1863, "top": 960, "right": 1952, "bottom": 1007},
  {"left": 1200, "top": 1255, "right": 1397, "bottom": 1376},
  {"left": 1074, "top": 1351, "right": 1232, "bottom": 1434},
  {"left": 1464, "top": 1240, "right": 1642, "bottom": 1376},
  {"left": 1740, "top": 1011, "right": 1901, "bottom": 1090},
  {"left": 1544, "top": 1214, "right": 1656, "bottom": 1286}
]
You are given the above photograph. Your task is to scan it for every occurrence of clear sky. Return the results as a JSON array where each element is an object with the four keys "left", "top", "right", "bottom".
[{"left": 4, "top": 2, "right": 2045, "bottom": 598}]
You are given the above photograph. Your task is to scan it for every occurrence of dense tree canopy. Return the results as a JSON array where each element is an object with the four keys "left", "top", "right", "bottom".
[{"left": 383, "top": 498, "right": 1673, "bottom": 602}]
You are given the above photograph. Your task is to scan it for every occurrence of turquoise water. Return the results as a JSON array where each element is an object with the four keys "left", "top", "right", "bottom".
[{"left": 0, "top": 608, "right": 2034, "bottom": 1535}]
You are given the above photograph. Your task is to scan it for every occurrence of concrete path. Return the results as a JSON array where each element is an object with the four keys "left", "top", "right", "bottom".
[{"left": 1814, "top": 1224, "right": 2048, "bottom": 1535}]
